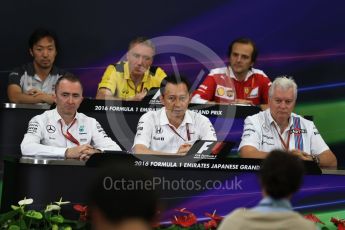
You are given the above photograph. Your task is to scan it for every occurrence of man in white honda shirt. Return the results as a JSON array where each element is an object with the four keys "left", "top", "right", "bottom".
[
  {"left": 239, "top": 76, "right": 337, "bottom": 167},
  {"left": 191, "top": 38, "right": 271, "bottom": 110},
  {"left": 21, "top": 73, "right": 121, "bottom": 160},
  {"left": 133, "top": 75, "right": 217, "bottom": 155}
]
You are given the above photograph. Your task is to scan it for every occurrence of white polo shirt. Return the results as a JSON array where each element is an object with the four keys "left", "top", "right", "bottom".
[
  {"left": 21, "top": 108, "right": 121, "bottom": 157},
  {"left": 239, "top": 109, "right": 329, "bottom": 155},
  {"left": 133, "top": 107, "right": 217, "bottom": 154}
]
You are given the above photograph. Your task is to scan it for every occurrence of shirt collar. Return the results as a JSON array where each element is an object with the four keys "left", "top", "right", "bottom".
[
  {"left": 26, "top": 62, "right": 59, "bottom": 76},
  {"left": 160, "top": 107, "right": 192, "bottom": 127},
  {"left": 26, "top": 63, "right": 36, "bottom": 76},
  {"left": 266, "top": 109, "right": 294, "bottom": 129},
  {"left": 52, "top": 108, "right": 79, "bottom": 125},
  {"left": 258, "top": 197, "right": 293, "bottom": 210},
  {"left": 228, "top": 66, "right": 254, "bottom": 81}
]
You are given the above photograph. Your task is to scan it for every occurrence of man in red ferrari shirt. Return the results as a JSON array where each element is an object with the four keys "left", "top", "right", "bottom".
[{"left": 191, "top": 38, "right": 271, "bottom": 109}]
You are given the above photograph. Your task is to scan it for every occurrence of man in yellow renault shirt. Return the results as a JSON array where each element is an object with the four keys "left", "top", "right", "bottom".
[{"left": 96, "top": 37, "right": 166, "bottom": 101}]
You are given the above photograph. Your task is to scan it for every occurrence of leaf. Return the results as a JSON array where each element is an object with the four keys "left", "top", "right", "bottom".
[
  {"left": 8, "top": 225, "right": 20, "bottom": 230},
  {"left": 0, "top": 210, "right": 20, "bottom": 224},
  {"left": 18, "top": 219, "right": 27, "bottom": 229},
  {"left": 25, "top": 210, "right": 43, "bottom": 220},
  {"left": 10, "top": 205, "right": 20, "bottom": 210},
  {"left": 50, "top": 214, "right": 64, "bottom": 224}
]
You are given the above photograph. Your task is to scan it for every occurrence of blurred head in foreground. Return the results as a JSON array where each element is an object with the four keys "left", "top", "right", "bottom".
[{"left": 89, "top": 164, "right": 158, "bottom": 230}]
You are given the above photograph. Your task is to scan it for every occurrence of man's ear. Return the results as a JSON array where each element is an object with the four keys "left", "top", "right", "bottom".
[{"left": 159, "top": 95, "right": 164, "bottom": 105}]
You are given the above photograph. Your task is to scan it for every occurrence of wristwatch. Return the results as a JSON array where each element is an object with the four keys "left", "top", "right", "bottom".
[{"left": 311, "top": 154, "right": 320, "bottom": 165}]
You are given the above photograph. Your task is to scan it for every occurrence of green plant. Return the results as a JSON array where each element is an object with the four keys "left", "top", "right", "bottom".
[{"left": 0, "top": 197, "right": 87, "bottom": 230}]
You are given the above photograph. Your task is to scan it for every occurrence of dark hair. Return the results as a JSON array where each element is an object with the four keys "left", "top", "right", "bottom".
[
  {"left": 260, "top": 150, "right": 305, "bottom": 199},
  {"left": 159, "top": 74, "right": 191, "bottom": 96},
  {"left": 227, "top": 37, "right": 258, "bottom": 63},
  {"left": 28, "top": 28, "right": 59, "bottom": 51},
  {"left": 88, "top": 165, "right": 158, "bottom": 225},
  {"left": 55, "top": 73, "right": 83, "bottom": 93},
  {"left": 128, "top": 36, "right": 155, "bottom": 53}
]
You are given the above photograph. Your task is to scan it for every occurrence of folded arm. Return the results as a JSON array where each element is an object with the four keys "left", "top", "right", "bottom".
[{"left": 8, "top": 84, "right": 54, "bottom": 104}]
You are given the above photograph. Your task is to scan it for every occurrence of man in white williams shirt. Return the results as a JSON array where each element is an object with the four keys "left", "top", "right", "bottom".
[
  {"left": 21, "top": 73, "right": 121, "bottom": 160},
  {"left": 239, "top": 76, "right": 337, "bottom": 167},
  {"left": 133, "top": 75, "right": 217, "bottom": 155}
]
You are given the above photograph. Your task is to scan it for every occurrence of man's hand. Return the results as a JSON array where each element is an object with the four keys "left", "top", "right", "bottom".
[
  {"left": 176, "top": 143, "right": 192, "bottom": 155},
  {"left": 290, "top": 149, "right": 312, "bottom": 161},
  {"left": 27, "top": 88, "right": 44, "bottom": 96},
  {"left": 233, "top": 99, "right": 254, "bottom": 105},
  {"left": 79, "top": 148, "right": 101, "bottom": 160},
  {"left": 26, "top": 88, "right": 54, "bottom": 104},
  {"left": 65, "top": 144, "right": 95, "bottom": 159},
  {"left": 132, "top": 89, "right": 147, "bottom": 101},
  {"left": 36, "top": 93, "right": 55, "bottom": 104}
]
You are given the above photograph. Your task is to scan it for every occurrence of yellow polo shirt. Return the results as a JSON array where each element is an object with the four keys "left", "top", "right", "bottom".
[{"left": 98, "top": 61, "right": 166, "bottom": 99}]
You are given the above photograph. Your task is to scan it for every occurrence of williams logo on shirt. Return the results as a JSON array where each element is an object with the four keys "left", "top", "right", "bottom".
[{"left": 289, "top": 128, "right": 307, "bottom": 135}]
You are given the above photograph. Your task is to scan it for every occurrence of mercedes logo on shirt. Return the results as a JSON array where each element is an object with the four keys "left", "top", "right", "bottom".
[{"left": 46, "top": 125, "right": 56, "bottom": 133}]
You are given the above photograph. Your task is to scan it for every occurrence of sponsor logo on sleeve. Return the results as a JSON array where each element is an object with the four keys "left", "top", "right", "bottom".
[
  {"left": 244, "top": 128, "right": 256, "bottom": 133},
  {"left": 96, "top": 123, "right": 108, "bottom": 137},
  {"left": 262, "top": 134, "right": 273, "bottom": 139},
  {"left": 262, "top": 141, "right": 274, "bottom": 146},
  {"left": 312, "top": 126, "right": 320, "bottom": 135},
  {"left": 136, "top": 122, "right": 144, "bottom": 135},
  {"left": 28, "top": 121, "right": 39, "bottom": 134},
  {"left": 200, "top": 84, "right": 207, "bottom": 90}
]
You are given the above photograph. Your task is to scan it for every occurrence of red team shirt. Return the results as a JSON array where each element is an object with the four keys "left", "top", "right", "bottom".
[{"left": 191, "top": 67, "right": 271, "bottom": 105}]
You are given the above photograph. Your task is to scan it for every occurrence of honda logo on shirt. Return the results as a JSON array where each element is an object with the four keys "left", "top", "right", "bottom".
[{"left": 155, "top": 126, "right": 163, "bottom": 134}]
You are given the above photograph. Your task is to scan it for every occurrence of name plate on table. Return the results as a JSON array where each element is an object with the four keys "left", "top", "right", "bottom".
[
  {"left": 78, "top": 98, "right": 260, "bottom": 119},
  {"left": 87, "top": 141, "right": 321, "bottom": 174},
  {"left": 87, "top": 152, "right": 262, "bottom": 172}
]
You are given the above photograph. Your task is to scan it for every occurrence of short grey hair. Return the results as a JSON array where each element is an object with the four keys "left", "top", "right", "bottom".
[
  {"left": 269, "top": 76, "right": 298, "bottom": 100},
  {"left": 128, "top": 36, "right": 155, "bottom": 54}
]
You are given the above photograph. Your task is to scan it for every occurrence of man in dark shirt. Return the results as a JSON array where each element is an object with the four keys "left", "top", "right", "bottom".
[{"left": 7, "top": 28, "right": 66, "bottom": 104}]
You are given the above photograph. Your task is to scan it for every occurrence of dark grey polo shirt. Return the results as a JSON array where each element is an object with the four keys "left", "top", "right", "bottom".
[{"left": 8, "top": 63, "right": 66, "bottom": 94}]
